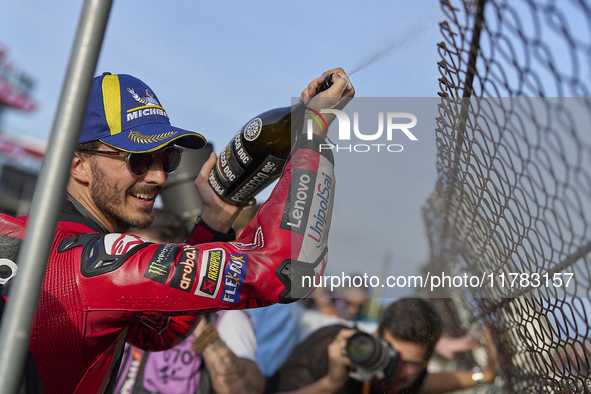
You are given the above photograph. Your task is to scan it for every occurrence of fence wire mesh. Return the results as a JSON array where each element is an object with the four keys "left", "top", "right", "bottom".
[{"left": 423, "top": 0, "right": 591, "bottom": 392}]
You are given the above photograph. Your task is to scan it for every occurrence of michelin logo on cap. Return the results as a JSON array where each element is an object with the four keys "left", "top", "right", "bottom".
[{"left": 125, "top": 87, "right": 170, "bottom": 122}]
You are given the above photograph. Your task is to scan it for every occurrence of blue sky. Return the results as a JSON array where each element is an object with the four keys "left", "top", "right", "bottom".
[{"left": 0, "top": 0, "right": 446, "bottom": 298}]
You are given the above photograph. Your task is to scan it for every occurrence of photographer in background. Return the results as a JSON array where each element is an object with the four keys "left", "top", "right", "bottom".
[{"left": 267, "top": 298, "right": 498, "bottom": 394}]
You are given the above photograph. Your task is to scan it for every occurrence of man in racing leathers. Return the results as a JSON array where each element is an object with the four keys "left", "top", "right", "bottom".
[{"left": 0, "top": 69, "right": 354, "bottom": 394}]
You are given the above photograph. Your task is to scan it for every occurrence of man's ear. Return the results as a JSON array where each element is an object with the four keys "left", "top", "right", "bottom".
[{"left": 70, "top": 153, "right": 90, "bottom": 184}]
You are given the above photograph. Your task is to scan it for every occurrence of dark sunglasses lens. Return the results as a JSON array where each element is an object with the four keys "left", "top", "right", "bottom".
[
  {"left": 127, "top": 152, "right": 153, "bottom": 176},
  {"left": 161, "top": 147, "right": 182, "bottom": 174}
]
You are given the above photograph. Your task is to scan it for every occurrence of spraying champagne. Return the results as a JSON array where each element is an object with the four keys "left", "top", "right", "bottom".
[{"left": 208, "top": 73, "right": 351, "bottom": 205}]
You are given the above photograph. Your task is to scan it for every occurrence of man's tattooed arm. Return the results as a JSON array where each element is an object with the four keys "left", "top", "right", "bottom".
[{"left": 201, "top": 339, "right": 265, "bottom": 394}]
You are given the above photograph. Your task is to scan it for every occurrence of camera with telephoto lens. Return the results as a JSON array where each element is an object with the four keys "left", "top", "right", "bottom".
[{"left": 345, "top": 331, "right": 400, "bottom": 382}]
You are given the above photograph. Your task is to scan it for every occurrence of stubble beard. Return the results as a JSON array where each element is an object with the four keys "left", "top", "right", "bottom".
[{"left": 89, "top": 160, "right": 155, "bottom": 231}]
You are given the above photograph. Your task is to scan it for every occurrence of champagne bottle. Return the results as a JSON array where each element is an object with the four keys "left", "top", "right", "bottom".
[{"left": 208, "top": 74, "right": 340, "bottom": 205}]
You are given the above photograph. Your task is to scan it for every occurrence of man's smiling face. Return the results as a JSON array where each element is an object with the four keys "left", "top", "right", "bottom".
[{"left": 87, "top": 145, "right": 167, "bottom": 232}]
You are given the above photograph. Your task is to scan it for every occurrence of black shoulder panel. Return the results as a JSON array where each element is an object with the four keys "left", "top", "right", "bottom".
[{"left": 59, "top": 233, "right": 152, "bottom": 277}]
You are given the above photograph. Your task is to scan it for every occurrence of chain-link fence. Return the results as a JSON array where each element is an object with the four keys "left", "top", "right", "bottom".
[{"left": 423, "top": 0, "right": 591, "bottom": 392}]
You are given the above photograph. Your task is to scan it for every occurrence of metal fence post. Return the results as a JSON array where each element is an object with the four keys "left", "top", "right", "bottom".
[{"left": 0, "top": 1, "right": 113, "bottom": 392}]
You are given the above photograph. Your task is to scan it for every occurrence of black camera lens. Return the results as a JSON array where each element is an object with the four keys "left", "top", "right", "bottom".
[
  {"left": 345, "top": 331, "right": 400, "bottom": 382},
  {"left": 346, "top": 332, "right": 382, "bottom": 366}
]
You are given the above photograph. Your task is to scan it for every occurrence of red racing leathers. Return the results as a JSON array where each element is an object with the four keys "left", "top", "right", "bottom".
[{"left": 0, "top": 135, "right": 335, "bottom": 394}]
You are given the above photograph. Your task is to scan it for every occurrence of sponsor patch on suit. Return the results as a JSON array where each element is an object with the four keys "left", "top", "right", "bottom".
[
  {"left": 220, "top": 254, "right": 248, "bottom": 304},
  {"left": 144, "top": 243, "right": 179, "bottom": 284},
  {"left": 169, "top": 245, "right": 199, "bottom": 292},
  {"left": 195, "top": 248, "right": 225, "bottom": 298}
]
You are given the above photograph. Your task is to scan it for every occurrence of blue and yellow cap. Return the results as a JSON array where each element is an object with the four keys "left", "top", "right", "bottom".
[{"left": 79, "top": 73, "right": 206, "bottom": 152}]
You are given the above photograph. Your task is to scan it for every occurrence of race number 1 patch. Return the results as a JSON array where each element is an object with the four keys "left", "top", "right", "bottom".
[{"left": 195, "top": 248, "right": 225, "bottom": 299}]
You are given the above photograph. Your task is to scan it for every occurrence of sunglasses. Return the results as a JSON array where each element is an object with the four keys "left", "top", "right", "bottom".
[{"left": 79, "top": 146, "right": 183, "bottom": 176}]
